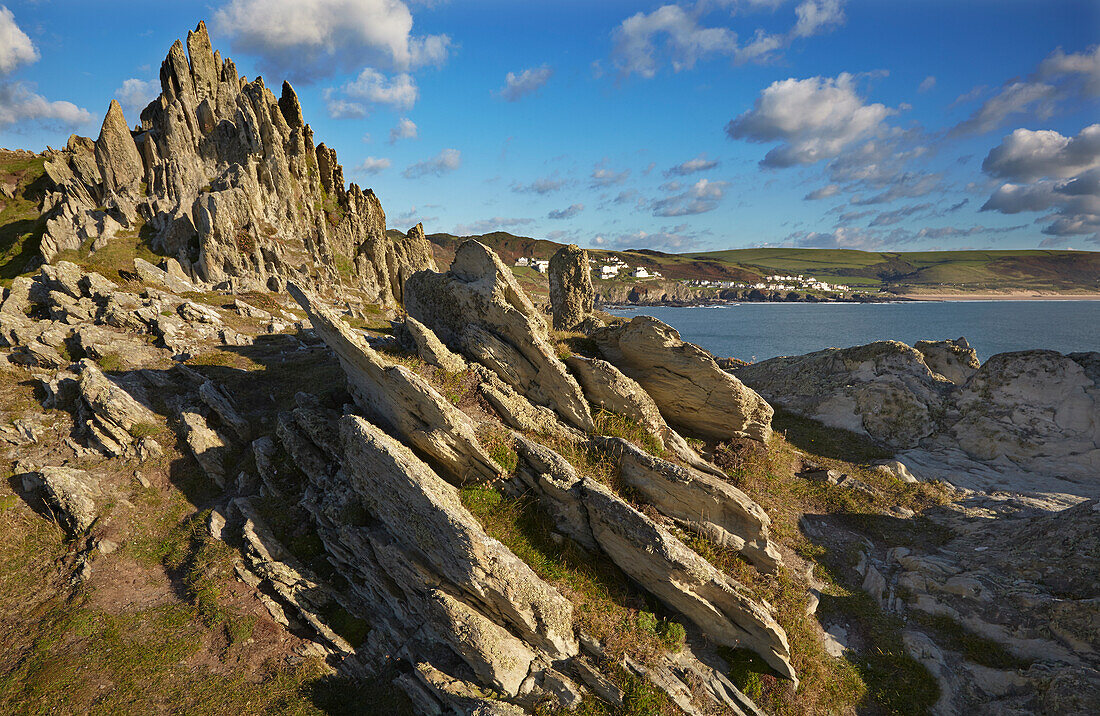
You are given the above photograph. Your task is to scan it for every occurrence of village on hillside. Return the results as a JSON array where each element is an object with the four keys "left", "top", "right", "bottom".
[{"left": 513, "top": 255, "right": 851, "bottom": 294}]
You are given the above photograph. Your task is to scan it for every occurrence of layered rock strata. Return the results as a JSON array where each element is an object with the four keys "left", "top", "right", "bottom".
[
  {"left": 592, "top": 316, "right": 774, "bottom": 443},
  {"left": 38, "top": 21, "right": 434, "bottom": 304},
  {"left": 404, "top": 240, "right": 594, "bottom": 432}
]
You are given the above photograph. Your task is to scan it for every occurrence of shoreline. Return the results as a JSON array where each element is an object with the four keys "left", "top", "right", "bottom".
[{"left": 598, "top": 292, "right": 1100, "bottom": 309}]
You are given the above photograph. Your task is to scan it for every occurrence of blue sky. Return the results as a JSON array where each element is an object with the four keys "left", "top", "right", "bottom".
[{"left": 1, "top": 0, "right": 1098, "bottom": 252}]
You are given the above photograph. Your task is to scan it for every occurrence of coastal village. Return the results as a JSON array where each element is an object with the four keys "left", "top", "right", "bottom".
[{"left": 515, "top": 255, "right": 852, "bottom": 295}]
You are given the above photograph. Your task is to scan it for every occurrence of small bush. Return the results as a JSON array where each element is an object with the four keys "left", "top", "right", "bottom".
[
  {"left": 476, "top": 424, "right": 519, "bottom": 475},
  {"left": 128, "top": 422, "right": 160, "bottom": 440}
]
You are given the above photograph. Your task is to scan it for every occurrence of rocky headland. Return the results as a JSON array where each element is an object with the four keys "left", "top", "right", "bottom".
[{"left": 0, "top": 21, "right": 1096, "bottom": 716}]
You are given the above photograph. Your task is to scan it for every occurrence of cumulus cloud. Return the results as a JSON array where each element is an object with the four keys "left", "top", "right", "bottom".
[
  {"left": 664, "top": 153, "right": 719, "bottom": 177},
  {"left": 453, "top": 216, "right": 534, "bottom": 235},
  {"left": 650, "top": 178, "right": 728, "bottom": 216},
  {"left": 214, "top": 0, "right": 450, "bottom": 81},
  {"left": 0, "top": 7, "right": 92, "bottom": 132},
  {"left": 590, "top": 165, "right": 631, "bottom": 187},
  {"left": 597, "top": 223, "right": 703, "bottom": 251},
  {"left": 612, "top": 5, "right": 737, "bottom": 79},
  {"left": 804, "top": 184, "right": 840, "bottom": 200},
  {"left": 548, "top": 203, "right": 584, "bottom": 219},
  {"left": 0, "top": 83, "right": 93, "bottom": 131},
  {"left": 355, "top": 156, "right": 391, "bottom": 174},
  {"left": 727, "top": 73, "right": 894, "bottom": 167},
  {"left": 951, "top": 45, "right": 1100, "bottom": 137},
  {"left": 609, "top": 1, "right": 847, "bottom": 78},
  {"left": 868, "top": 203, "right": 932, "bottom": 227},
  {"left": 498, "top": 65, "right": 553, "bottom": 101},
  {"left": 402, "top": 148, "right": 461, "bottom": 178},
  {"left": 345, "top": 69, "right": 418, "bottom": 109},
  {"left": 791, "top": 0, "right": 845, "bottom": 38},
  {"left": 980, "top": 124, "right": 1100, "bottom": 240},
  {"left": 918, "top": 75, "right": 936, "bottom": 93},
  {"left": 0, "top": 6, "right": 38, "bottom": 75},
  {"left": 779, "top": 223, "right": 1024, "bottom": 250},
  {"left": 849, "top": 171, "right": 943, "bottom": 205},
  {"left": 114, "top": 78, "right": 159, "bottom": 115},
  {"left": 981, "top": 124, "right": 1100, "bottom": 182},
  {"left": 394, "top": 205, "right": 438, "bottom": 226},
  {"left": 512, "top": 176, "right": 569, "bottom": 194},
  {"left": 389, "top": 117, "right": 418, "bottom": 143}
]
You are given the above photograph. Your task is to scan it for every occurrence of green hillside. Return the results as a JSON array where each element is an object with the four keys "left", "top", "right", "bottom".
[{"left": 422, "top": 231, "right": 1100, "bottom": 296}]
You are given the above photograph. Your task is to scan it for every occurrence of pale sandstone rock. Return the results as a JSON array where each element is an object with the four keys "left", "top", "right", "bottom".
[
  {"left": 512, "top": 435, "right": 795, "bottom": 682},
  {"left": 288, "top": 282, "right": 500, "bottom": 483},
  {"left": 179, "top": 410, "right": 229, "bottom": 487},
  {"left": 592, "top": 316, "right": 773, "bottom": 443},
  {"left": 915, "top": 337, "right": 980, "bottom": 384},
  {"left": 547, "top": 244, "right": 593, "bottom": 331},
  {"left": 21, "top": 466, "right": 100, "bottom": 536},
  {"left": 404, "top": 240, "right": 594, "bottom": 432},
  {"left": 594, "top": 436, "right": 783, "bottom": 572},
  {"left": 404, "top": 315, "right": 467, "bottom": 373}
]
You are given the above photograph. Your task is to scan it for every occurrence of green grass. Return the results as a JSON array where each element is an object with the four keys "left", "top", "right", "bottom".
[{"left": 0, "top": 154, "right": 48, "bottom": 282}]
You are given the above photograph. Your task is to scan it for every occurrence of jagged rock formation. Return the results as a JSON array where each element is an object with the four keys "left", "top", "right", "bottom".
[
  {"left": 735, "top": 341, "right": 951, "bottom": 449},
  {"left": 404, "top": 240, "right": 594, "bottom": 432},
  {"left": 547, "top": 244, "right": 593, "bottom": 330},
  {"left": 511, "top": 435, "right": 796, "bottom": 682},
  {"left": 564, "top": 354, "right": 721, "bottom": 475},
  {"left": 842, "top": 497, "right": 1100, "bottom": 714},
  {"left": 737, "top": 341, "right": 1100, "bottom": 501},
  {"left": 287, "top": 282, "right": 500, "bottom": 484},
  {"left": 38, "top": 21, "right": 434, "bottom": 304},
  {"left": 915, "top": 337, "right": 980, "bottom": 384},
  {"left": 592, "top": 316, "right": 773, "bottom": 443},
  {"left": 594, "top": 436, "right": 783, "bottom": 572}
]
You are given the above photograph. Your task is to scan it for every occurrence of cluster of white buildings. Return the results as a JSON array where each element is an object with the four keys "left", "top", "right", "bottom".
[
  {"left": 513, "top": 255, "right": 662, "bottom": 280},
  {"left": 684, "top": 274, "right": 851, "bottom": 293},
  {"left": 514, "top": 256, "right": 550, "bottom": 273},
  {"left": 763, "top": 274, "right": 850, "bottom": 292}
]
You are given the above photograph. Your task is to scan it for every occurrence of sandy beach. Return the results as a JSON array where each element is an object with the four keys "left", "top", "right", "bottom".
[{"left": 898, "top": 292, "right": 1100, "bottom": 301}]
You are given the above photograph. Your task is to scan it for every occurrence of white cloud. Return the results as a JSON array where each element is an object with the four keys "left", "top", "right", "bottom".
[
  {"left": 609, "top": 2, "right": 847, "bottom": 78},
  {"left": 981, "top": 124, "right": 1100, "bottom": 182},
  {"left": 512, "top": 176, "right": 569, "bottom": 194},
  {"left": 603, "top": 223, "right": 703, "bottom": 251},
  {"left": 664, "top": 153, "right": 719, "bottom": 177},
  {"left": 356, "top": 156, "right": 391, "bottom": 174},
  {"left": 590, "top": 165, "right": 631, "bottom": 187},
  {"left": 918, "top": 75, "right": 936, "bottom": 93},
  {"left": 980, "top": 124, "right": 1100, "bottom": 240},
  {"left": 322, "top": 90, "right": 368, "bottom": 119},
  {"left": 548, "top": 203, "right": 584, "bottom": 220},
  {"left": 114, "top": 78, "right": 159, "bottom": 115},
  {"left": 403, "top": 147, "right": 461, "bottom": 178},
  {"left": 453, "top": 216, "right": 534, "bottom": 235},
  {"left": 498, "top": 65, "right": 553, "bottom": 101},
  {"left": 868, "top": 203, "right": 932, "bottom": 227},
  {"left": 612, "top": 5, "right": 737, "bottom": 79},
  {"left": 0, "top": 6, "right": 37, "bottom": 75},
  {"left": 344, "top": 69, "right": 418, "bottom": 109},
  {"left": 388, "top": 117, "right": 418, "bottom": 143},
  {"left": 0, "top": 80, "right": 93, "bottom": 131},
  {"left": 650, "top": 178, "right": 728, "bottom": 216},
  {"left": 214, "top": 0, "right": 450, "bottom": 80},
  {"left": 952, "top": 45, "right": 1100, "bottom": 136},
  {"left": 727, "top": 72, "right": 894, "bottom": 167},
  {"left": 791, "top": 0, "right": 845, "bottom": 38},
  {"left": 804, "top": 184, "right": 840, "bottom": 200}
]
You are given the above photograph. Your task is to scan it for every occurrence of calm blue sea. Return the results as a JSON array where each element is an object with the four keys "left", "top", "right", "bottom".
[{"left": 606, "top": 301, "right": 1100, "bottom": 363}]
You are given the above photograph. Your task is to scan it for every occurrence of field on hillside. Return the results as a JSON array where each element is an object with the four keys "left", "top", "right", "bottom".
[{"left": 426, "top": 231, "right": 1100, "bottom": 296}]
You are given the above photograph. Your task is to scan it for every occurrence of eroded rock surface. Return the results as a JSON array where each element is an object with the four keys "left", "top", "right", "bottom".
[
  {"left": 915, "top": 337, "right": 980, "bottom": 384},
  {"left": 404, "top": 240, "right": 594, "bottom": 432},
  {"left": 38, "top": 22, "right": 433, "bottom": 305},
  {"left": 592, "top": 316, "right": 773, "bottom": 443},
  {"left": 289, "top": 282, "right": 500, "bottom": 484},
  {"left": 547, "top": 244, "right": 593, "bottom": 331}
]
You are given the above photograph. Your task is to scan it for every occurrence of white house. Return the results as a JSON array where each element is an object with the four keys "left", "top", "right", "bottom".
[
  {"left": 631, "top": 267, "right": 651, "bottom": 278},
  {"left": 599, "top": 265, "right": 621, "bottom": 279},
  {"left": 533, "top": 259, "right": 550, "bottom": 273},
  {"left": 514, "top": 257, "right": 530, "bottom": 267}
]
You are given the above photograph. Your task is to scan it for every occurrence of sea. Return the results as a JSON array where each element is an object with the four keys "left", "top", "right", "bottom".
[{"left": 605, "top": 301, "right": 1100, "bottom": 363}]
